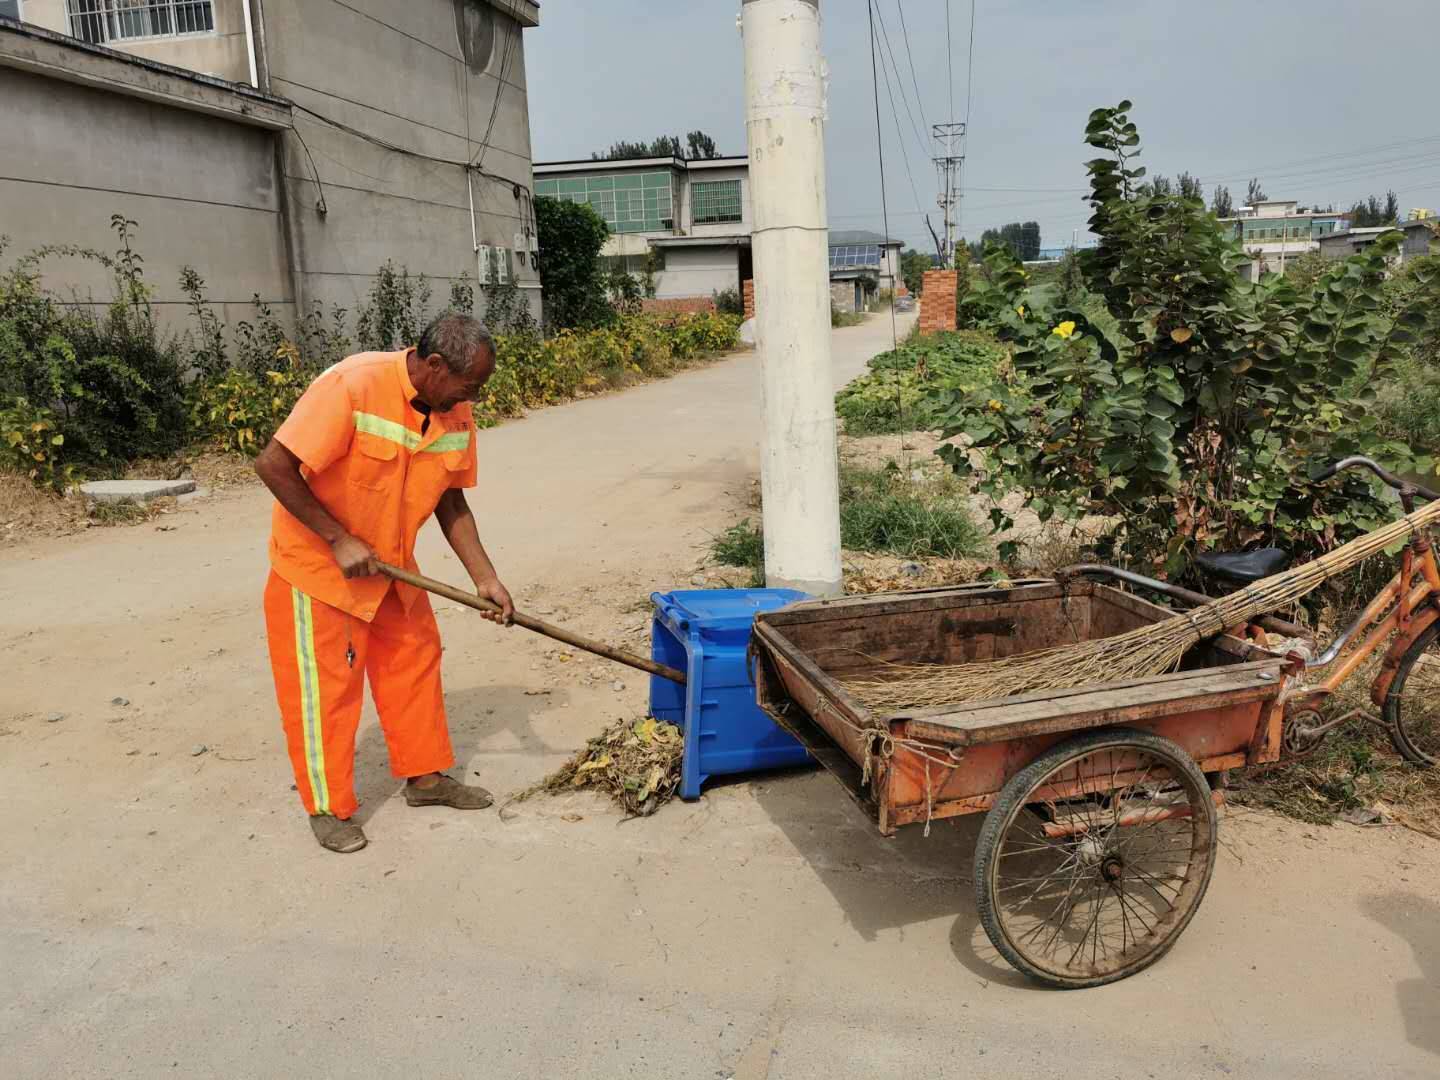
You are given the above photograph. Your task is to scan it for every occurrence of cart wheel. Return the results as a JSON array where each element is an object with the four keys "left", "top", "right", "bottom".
[
  {"left": 973, "top": 727, "right": 1217, "bottom": 989},
  {"left": 1385, "top": 622, "right": 1440, "bottom": 768}
]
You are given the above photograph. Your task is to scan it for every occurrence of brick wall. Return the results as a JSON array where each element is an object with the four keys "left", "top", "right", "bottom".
[
  {"left": 639, "top": 296, "right": 717, "bottom": 316},
  {"left": 919, "top": 269, "right": 958, "bottom": 332},
  {"left": 742, "top": 278, "right": 755, "bottom": 321}
]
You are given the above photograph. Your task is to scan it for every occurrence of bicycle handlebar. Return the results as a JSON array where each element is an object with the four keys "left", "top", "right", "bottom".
[{"left": 1314, "top": 456, "right": 1439, "bottom": 502}]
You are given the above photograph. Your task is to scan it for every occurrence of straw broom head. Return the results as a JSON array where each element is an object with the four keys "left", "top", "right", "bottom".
[{"left": 842, "top": 498, "right": 1440, "bottom": 714}]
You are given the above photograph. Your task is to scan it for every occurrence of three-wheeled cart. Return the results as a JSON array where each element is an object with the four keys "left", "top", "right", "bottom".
[{"left": 750, "top": 578, "right": 1294, "bottom": 988}]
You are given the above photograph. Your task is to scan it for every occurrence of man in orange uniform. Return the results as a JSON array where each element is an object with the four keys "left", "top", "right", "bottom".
[{"left": 254, "top": 313, "right": 514, "bottom": 853}]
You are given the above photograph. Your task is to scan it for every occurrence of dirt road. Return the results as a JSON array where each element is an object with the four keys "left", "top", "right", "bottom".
[{"left": 4, "top": 313, "right": 1438, "bottom": 1078}]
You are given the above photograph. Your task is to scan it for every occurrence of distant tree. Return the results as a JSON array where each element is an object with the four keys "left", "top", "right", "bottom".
[
  {"left": 686, "top": 130, "right": 720, "bottom": 160},
  {"left": 900, "top": 248, "right": 933, "bottom": 294},
  {"left": 1176, "top": 172, "right": 1204, "bottom": 200},
  {"left": 979, "top": 222, "right": 1042, "bottom": 261},
  {"left": 1246, "top": 177, "right": 1267, "bottom": 205},
  {"left": 534, "top": 196, "right": 612, "bottom": 330},
  {"left": 1347, "top": 191, "right": 1400, "bottom": 228},
  {"left": 1138, "top": 174, "right": 1174, "bottom": 197},
  {"left": 594, "top": 131, "right": 722, "bottom": 161},
  {"left": 1212, "top": 185, "right": 1234, "bottom": 218}
]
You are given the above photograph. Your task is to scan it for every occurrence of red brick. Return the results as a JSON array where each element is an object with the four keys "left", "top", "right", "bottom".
[
  {"left": 742, "top": 278, "right": 756, "bottom": 321},
  {"left": 640, "top": 297, "right": 717, "bottom": 316}
]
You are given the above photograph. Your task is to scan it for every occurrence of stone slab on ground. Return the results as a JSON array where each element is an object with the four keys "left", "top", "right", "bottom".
[{"left": 78, "top": 479, "right": 196, "bottom": 504}]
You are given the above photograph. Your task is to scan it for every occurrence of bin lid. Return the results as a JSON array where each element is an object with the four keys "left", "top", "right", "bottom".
[{"left": 652, "top": 588, "right": 809, "bottom": 637}]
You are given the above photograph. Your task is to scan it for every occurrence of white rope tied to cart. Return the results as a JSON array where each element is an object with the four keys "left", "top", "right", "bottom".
[{"left": 813, "top": 696, "right": 966, "bottom": 834}]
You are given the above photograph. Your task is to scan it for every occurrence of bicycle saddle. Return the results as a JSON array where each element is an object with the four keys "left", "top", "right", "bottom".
[{"left": 1195, "top": 547, "right": 1291, "bottom": 584}]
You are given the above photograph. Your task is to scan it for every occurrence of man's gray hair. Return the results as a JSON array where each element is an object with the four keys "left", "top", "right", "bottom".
[{"left": 418, "top": 312, "right": 495, "bottom": 373}]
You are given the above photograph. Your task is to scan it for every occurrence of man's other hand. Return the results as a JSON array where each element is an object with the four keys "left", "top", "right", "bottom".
[
  {"left": 331, "top": 534, "right": 379, "bottom": 579},
  {"left": 475, "top": 576, "right": 515, "bottom": 626}
]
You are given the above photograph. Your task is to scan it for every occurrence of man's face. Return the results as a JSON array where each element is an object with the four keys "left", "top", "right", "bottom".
[{"left": 420, "top": 346, "right": 495, "bottom": 412}]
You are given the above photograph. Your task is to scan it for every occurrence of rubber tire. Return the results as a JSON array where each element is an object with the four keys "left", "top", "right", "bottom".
[
  {"left": 973, "top": 727, "right": 1218, "bottom": 989},
  {"left": 1385, "top": 621, "right": 1440, "bottom": 768}
]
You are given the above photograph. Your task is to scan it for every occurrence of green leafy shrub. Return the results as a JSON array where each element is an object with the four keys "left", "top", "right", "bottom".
[
  {"left": 188, "top": 367, "right": 306, "bottom": 455},
  {"left": 535, "top": 196, "right": 613, "bottom": 331},
  {"left": 836, "top": 329, "right": 1006, "bottom": 435},
  {"left": 0, "top": 217, "right": 189, "bottom": 485},
  {"left": 713, "top": 287, "right": 744, "bottom": 316},
  {"left": 355, "top": 261, "right": 432, "bottom": 350},
  {"left": 478, "top": 313, "right": 740, "bottom": 426},
  {"left": 928, "top": 102, "right": 1438, "bottom": 578}
]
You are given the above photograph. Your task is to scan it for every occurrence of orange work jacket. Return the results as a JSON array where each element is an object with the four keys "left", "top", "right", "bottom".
[{"left": 268, "top": 350, "right": 477, "bottom": 620}]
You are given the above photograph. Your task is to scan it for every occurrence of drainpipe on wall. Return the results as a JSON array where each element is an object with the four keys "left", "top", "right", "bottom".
[{"left": 240, "top": 0, "right": 259, "bottom": 88}]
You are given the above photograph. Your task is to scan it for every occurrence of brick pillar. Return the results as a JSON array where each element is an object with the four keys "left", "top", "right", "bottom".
[
  {"left": 919, "top": 270, "right": 958, "bottom": 332},
  {"left": 742, "top": 278, "right": 756, "bottom": 321}
]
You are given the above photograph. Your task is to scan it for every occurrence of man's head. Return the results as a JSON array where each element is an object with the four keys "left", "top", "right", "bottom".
[{"left": 410, "top": 313, "right": 496, "bottom": 412}]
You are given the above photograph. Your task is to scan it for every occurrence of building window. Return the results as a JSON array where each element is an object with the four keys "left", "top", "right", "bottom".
[
  {"left": 66, "top": 1, "right": 214, "bottom": 45},
  {"left": 0, "top": 1, "right": 23, "bottom": 22},
  {"left": 533, "top": 170, "right": 675, "bottom": 235},
  {"left": 691, "top": 180, "right": 742, "bottom": 226}
]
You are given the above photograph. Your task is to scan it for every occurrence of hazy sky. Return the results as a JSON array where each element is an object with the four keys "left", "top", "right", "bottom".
[{"left": 526, "top": 2, "right": 1440, "bottom": 254}]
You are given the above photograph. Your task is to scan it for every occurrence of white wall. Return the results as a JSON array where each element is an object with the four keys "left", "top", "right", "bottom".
[{"left": 654, "top": 247, "right": 739, "bottom": 299}]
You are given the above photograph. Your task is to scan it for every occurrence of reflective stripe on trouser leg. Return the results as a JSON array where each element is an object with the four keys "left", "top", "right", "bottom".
[{"left": 291, "top": 587, "right": 330, "bottom": 815}]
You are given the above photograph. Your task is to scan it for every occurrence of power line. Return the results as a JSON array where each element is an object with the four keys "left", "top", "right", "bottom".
[
  {"left": 964, "top": 0, "right": 977, "bottom": 128},
  {"left": 945, "top": 0, "right": 955, "bottom": 124},
  {"left": 894, "top": 1, "right": 930, "bottom": 143},
  {"left": 872, "top": 2, "right": 929, "bottom": 162},
  {"left": 867, "top": 0, "right": 899, "bottom": 351},
  {"left": 469, "top": 0, "right": 525, "bottom": 170},
  {"left": 871, "top": 6, "right": 928, "bottom": 219}
]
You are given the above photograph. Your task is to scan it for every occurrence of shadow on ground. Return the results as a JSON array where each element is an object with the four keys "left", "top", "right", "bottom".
[
  {"left": 351, "top": 683, "right": 563, "bottom": 826},
  {"left": 1364, "top": 892, "right": 1440, "bottom": 1060},
  {"left": 749, "top": 768, "right": 1034, "bottom": 988}
]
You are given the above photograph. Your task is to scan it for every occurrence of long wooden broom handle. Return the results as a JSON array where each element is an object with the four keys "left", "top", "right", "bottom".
[{"left": 377, "top": 562, "right": 686, "bottom": 685}]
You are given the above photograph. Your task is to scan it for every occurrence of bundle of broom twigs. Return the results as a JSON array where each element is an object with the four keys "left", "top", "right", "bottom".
[{"left": 841, "top": 499, "right": 1440, "bottom": 713}]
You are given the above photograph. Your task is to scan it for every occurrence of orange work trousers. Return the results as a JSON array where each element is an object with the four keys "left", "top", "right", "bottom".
[{"left": 263, "top": 571, "right": 454, "bottom": 819}]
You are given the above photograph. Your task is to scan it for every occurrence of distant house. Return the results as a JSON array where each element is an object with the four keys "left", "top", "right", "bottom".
[
  {"left": 533, "top": 155, "right": 753, "bottom": 301},
  {"left": 1317, "top": 219, "right": 1439, "bottom": 265},
  {"left": 827, "top": 229, "right": 902, "bottom": 312},
  {"left": 1218, "top": 200, "right": 1348, "bottom": 279}
]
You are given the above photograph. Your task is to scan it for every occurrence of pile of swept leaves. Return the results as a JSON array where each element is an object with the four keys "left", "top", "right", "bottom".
[{"left": 512, "top": 716, "right": 684, "bottom": 817}]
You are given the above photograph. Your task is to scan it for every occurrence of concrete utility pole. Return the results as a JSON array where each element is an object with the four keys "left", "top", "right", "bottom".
[{"left": 740, "top": 0, "right": 843, "bottom": 597}]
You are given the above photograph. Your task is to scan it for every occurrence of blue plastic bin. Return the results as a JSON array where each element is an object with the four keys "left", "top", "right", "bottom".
[{"left": 650, "top": 588, "right": 812, "bottom": 799}]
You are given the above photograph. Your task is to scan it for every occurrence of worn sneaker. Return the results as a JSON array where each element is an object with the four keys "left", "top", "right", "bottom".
[
  {"left": 309, "top": 814, "right": 367, "bottom": 853},
  {"left": 404, "top": 774, "right": 494, "bottom": 810}
]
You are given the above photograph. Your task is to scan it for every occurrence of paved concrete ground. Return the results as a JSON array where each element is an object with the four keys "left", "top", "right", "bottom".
[{"left": 4, "top": 313, "right": 1439, "bottom": 1078}]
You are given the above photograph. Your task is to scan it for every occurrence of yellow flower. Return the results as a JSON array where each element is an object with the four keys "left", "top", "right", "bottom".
[
  {"left": 988, "top": 398, "right": 1004, "bottom": 412},
  {"left": 1016, "top": 305, "right": 1026, "bottom": 317},
  {"left": 1052, "top": 320, "right": 1077, "bottom": 339}
]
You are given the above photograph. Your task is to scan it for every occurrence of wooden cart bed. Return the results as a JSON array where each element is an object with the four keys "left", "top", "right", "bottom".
[{"left": 751, "top": 580, "right": 1293, "bottom": 834}]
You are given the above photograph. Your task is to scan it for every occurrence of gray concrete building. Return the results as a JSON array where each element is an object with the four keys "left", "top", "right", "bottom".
[
  {"left": 0, "top": 0, "right": 543, "bottom": 333},
  {"left": 1316, "top": 218, "right": 1438, "bottom": 266},
  {"left": 827, "top": 228, "right": 901, "bottom": 312}
]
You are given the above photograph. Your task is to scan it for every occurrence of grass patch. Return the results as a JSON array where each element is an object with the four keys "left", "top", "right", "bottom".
[
  {"left": 1231, "top": 725, "right": 1440, "bottom": 830},
  {"left": 839, "top": 463, "right": 987, "bottom": 558},
  {"left": 87, "top": 498, "right": 155, "bottom": 527},
  {"left": 708, "top": 465, "right": 987, "bottom": 575},
  {"left": 709, "top": 519, "right": 765, "bottom": 586},
  {"left": 831, "top": 308, "right": 866, "bottom": 328}
]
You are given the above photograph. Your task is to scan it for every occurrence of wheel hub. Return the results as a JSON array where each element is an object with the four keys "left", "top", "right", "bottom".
[{"left": 1100, "top": 855, "right": 1125, "bottom": 883}]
